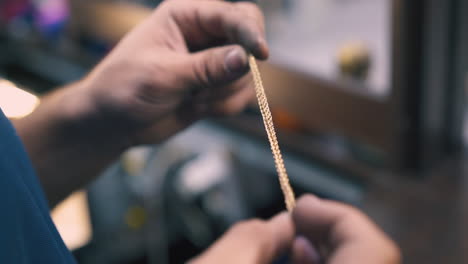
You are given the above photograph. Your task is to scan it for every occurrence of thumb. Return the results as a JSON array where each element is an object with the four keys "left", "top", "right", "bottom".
[
  {"left": 190, "top": 213, "right": 295, "bottom": 264},
  {"left": 188, "top": 45, "right": 250, "bottom": 89}
]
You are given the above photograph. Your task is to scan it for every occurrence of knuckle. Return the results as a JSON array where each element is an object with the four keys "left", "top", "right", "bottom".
[{"left": 192, "top": 57, "right": 216, "bottom": 89}]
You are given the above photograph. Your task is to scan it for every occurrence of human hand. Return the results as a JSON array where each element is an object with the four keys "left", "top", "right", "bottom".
[
  {"left": 188, "top": 194, "right": 400, "bottom": 264},
  {"left": 73, "top": 0, "right": 266, "bottom": 145},
  {"left": 190, "top": 213, "right": 294, "bottom": 264},
  {"left": 291, "top": 195, "right": 401, "bottom": 264}
]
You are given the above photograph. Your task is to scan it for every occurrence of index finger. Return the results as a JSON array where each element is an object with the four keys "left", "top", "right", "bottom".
[{"left": 166, "top": 0, "right": 269, "bottom": 59}]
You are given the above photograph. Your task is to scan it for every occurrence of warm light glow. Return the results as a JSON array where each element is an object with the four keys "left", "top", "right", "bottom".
[
  {"left": 0, "top": 80, "right": 39, "bottom": 118},
  {"left": 52, "top": 191, "right": 92, "bottom": 250}
]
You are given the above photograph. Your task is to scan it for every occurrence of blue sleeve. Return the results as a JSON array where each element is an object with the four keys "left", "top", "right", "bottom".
[{"left": 0, "top": 108, "right": 76, "bottom": 264}]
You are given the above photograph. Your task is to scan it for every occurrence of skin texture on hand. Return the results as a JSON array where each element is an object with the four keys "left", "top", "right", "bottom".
[
  {"left": 190, "top": 213, "right": 295, "bottom": 264},
  {"left": 13, "top": 0, "right": 269, "bottom": 206},
  {"left": 291, "top": 195, "right": 402, "bottom": 264},
  {"left": 82, "top": 0, "right": 269, "bottom": 144},
  {"left": 188, "top": 195, "right": 401, "bottom": 264}
]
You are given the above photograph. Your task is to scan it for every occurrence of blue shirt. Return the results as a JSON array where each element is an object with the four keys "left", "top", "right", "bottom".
[{"left": 0, "top": 109, "right": 76, "bottom": 263}]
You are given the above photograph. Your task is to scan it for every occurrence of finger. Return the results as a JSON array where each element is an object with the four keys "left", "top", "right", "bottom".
[
  {"left": 266, "top": 212, "right": 296, "bottom": 260},
  {"left": 191, "top": 70, "right": 251, "bottom": 102},
  {"left": 208, "top": 79, "right": 255, "bottom": 116},
  {"left": 167, "top": 0, "right": 268, "bottom": 59},
  {"left": 291, "top": 237, "right": 321, "bottom": 264},
  {"left": 188, "top": 44, "right": 249, "bottom": 89},
  {"left": 292, "top": 195, "right": 401, "bottom": 264},
  {"left": 190, "top": 213, "right": 295, "bottom": 264},
  {"left": 235, "top": 1, "right": 266, "bottom": 37},
  {"left": 293, "top": 195, "right": 380, "bottom": 246},
  {"left": 133, "top": 74, "right": 253, "bottom": 144}
]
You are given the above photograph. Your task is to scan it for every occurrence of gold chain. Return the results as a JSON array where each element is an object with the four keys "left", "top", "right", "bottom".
[{"left": 249, "top": 55, "right": 296, "bottom": 212}]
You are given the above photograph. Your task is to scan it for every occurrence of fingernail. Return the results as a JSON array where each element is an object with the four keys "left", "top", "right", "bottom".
[{"left": 225, "top": 48, "right": 248, "bottom": 75}]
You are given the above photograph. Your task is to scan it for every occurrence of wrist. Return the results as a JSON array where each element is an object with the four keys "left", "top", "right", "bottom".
[
  {"left": 57, "top": 79, "right": 136, "bottom": 154},
  {"left": 13, "top": 80, "right": 135, "bottom": 206}
]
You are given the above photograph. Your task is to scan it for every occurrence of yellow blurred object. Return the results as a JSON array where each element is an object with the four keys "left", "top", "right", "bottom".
[
  {"left": 337, "top": 42, "right": 371, "bottom": 79},
  {"left": 0, "top": 80, "right": 39, "bottom": 118},
  {"left": 121, "top": 147, "right": 152, "bottom": 176},
  {"left": 125, "top": 206, "right": 147, "bottom": 230}
]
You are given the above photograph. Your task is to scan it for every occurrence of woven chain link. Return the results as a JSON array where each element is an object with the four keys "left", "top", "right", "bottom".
[{"left": 249, "top": 55, "right": 296, "bottom": 212}]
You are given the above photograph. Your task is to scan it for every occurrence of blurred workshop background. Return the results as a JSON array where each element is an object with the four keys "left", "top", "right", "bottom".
[{"left": 1, "top": 0, "right": 468, "bottom": 263}]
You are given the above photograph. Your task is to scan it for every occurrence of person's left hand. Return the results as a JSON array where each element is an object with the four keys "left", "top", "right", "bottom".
[
  {"left": 65, "top": 0, "right": 267, "bottom": 146},
  {"left": 189, "top": 213, "right": 294, "bottom": 264}
]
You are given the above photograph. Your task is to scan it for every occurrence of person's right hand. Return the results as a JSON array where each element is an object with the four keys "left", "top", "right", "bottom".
[
  {"left": 70, "top": 0, "right": 268, "bottom": 146},
  {"left": 292, "top": 195, "right": 401, "bottom": 264}
]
